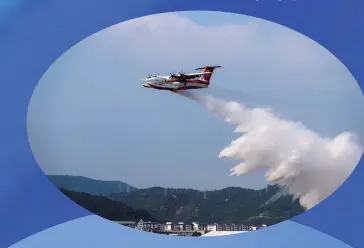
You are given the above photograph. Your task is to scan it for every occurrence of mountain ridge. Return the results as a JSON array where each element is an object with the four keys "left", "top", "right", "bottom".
[
  {"left": 108, "top": 185, "right": 304, "bottom": 225},
  {"left": 48, "top": 175, "right": 137, "bottom": 196},
  {"left": 49, "top": 175, "right": 305, "bottom": 225}
]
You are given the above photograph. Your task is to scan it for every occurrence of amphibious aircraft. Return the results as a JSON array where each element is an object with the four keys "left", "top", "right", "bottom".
[{"left": 141, "top": 65, "right": 222, "bottom": 91}]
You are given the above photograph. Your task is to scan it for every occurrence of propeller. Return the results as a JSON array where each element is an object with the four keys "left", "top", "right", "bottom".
[
  {"left": 170, "top": 72, "right": 177, "bottom": 78},
  {"left": 180, "top": 70, "right": 188, "bottom": 78}
]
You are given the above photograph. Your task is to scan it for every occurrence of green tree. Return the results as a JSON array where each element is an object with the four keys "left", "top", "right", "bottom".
[{"left": 192, "top": 231, "right": 202, "bottom": 236}]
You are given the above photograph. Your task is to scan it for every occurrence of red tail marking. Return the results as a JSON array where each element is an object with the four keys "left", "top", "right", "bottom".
[{"left": 201, "top": 67, "right": 215, "bottom": 83}]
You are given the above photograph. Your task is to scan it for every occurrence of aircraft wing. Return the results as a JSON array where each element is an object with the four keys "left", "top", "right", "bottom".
[{"left": 179, "top": 71, "right": 212, "bottom": 79}]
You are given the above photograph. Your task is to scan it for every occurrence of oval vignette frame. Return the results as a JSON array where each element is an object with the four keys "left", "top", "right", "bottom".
[
  {"left": 27, "top": 9, "right": 362, "bottom": 237},
  {"left": 0, "top": 1, "right": 363, "bottom": 248}
]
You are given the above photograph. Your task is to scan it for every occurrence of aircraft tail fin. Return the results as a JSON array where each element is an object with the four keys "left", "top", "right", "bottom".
[{"left": 195, "top": 65, "right": 222, "bottom": 83}]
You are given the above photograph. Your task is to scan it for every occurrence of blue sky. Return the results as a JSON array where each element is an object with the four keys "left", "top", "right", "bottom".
[{"left": 27, "top": 11, "right": 364, "bottom": 190}]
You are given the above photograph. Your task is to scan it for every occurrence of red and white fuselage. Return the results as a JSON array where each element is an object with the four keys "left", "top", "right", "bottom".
[{"left": 141, "top": 66, "right": 222, "bottom": 91}]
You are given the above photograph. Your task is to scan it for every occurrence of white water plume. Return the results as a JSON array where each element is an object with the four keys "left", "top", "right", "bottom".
[{"left": 176, "top": 91, "right": 363, "bottom": 210}]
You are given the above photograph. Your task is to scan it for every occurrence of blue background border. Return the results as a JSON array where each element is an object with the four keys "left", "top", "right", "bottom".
[{"left": 0, "top": 0, "right": 363, "bottom": 247}]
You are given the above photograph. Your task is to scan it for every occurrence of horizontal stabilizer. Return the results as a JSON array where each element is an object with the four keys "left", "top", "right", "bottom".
[{"left": 195, "top": 65, "right": 223, "bottom": 70}]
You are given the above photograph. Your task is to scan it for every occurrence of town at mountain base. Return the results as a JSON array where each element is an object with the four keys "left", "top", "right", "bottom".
[
  {"left": 54, "top": 175, "right": 304, "bottom": 236},
  {"left": 114, "top": 218, "right": 266, "bottom": 237}
]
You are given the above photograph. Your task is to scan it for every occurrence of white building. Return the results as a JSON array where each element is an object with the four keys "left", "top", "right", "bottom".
[
  {"left": 192, "top": 222, "right": 199, "bottom": 231},
  {"left": 206, "top": 224, "right": 217, "bottom": 232},
  {"left": 136, "top": 219, "right": 145, "bottom": 230},
  {"left": 176, "top": 222, "right": 184, "bottom": 231},
  {"left": 164, "top": 222, "right": 172, "bottom": 231}
]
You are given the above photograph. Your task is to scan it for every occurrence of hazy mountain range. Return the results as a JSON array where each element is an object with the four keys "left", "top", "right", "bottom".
[
  {"left": 49, "top": 175, "right": 305, "bottom": 225},
  {"left": 48, "top": 175, "right": 137, "bottom": 196}
]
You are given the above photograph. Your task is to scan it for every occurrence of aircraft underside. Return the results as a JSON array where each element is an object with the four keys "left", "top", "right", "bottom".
[{"left": 144, "top": 82, "right": 209, "bottom": 91}]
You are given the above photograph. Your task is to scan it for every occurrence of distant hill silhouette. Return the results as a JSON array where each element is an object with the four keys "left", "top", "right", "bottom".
[
  {"left": 50, "top": 175, "right": 305, "bottom": 226},
  {"left": 48, "top": 175, "right": 137, "bottom": 196},
  {"left": 109, "top": 185, "right": 305, "bottom": 226},
  {"left": 60, "top": 188, "right": 156, "bottom": 222}
]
